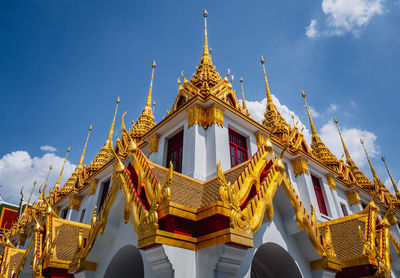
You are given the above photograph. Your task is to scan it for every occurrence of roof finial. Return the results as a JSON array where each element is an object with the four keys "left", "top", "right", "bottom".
[
  {"left": 202, "top": 9, "right": 211, "bottom": 63},
  {"left": 382, "top": 156, "right": 400, "bottom": 196},
  {"left": 240, "top": 77, "right": 248, "bottom": 113},
  {"left": 23, "top": 180, "right": 36, "bottom": 215},
  {"left": 105, "top": 97, "right": 120, "bottom": 149},
  {"left": 77, "top": 125, "right": 92, "bottom": 170},
  {"left": 145, "top": 61, "right": 156, "bottom": 111},
  {"left": 360, "top": 138, "right": 379, "bottom": 183},
  {"left": 334, "top": 117, "right": 355, "bottom": 167},
  {"left": 301, "top": 91, "right": 318, "bottom": 137},
  {"left": 54, "top": 147, "right": 71, "bottom": 190},
  {"left": 261, "top": 57, "right": 274, "bottom": 111},
  {"left": 41, "top": 164, "right": 53, "bottom": 197}
]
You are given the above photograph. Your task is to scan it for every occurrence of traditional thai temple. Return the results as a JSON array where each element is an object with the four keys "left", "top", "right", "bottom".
[{"left": 2, "top": 10, "right": 400, "bottom": 278}]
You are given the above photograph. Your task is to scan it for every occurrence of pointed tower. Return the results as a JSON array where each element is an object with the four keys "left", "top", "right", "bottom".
[
  {"left": 240, "top": 78, "right": 250, "bottom": 117},
  {"left": 382, "top": 156, "right": 400, "bottom": 199},
  {"left": 334, "top": 118, "right": 371, "bottom": 187},
  {"left": 87, "top": 97, "right": 120, "bottom": 174},
  {"left": 53, "top": 147, "right": 71, "bottom": 192},
  {"left": 360, "top": 138, "right": 386, "bottom": 192},
  {"left": 130, "top": 61, "right": 157, "bottom": 141},
  {"left": 190, "top": 10, "right": 222, "bottom": 94},
  {"left": 62, "top": 125, "right": 92, "bottom": 194},
  {"left": 302, "top": 91, "right": 339, "bottom": 170},
  {"left": 261, "top": 57, "right": 289, "bottom": 141}
]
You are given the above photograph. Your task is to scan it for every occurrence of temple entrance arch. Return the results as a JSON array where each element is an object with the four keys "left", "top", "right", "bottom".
[
  {"left": 104, "top": 245, "right": 144, "bottom": 278},
  {"left": 251, "top": 242, "right": 302, "bottom": 278}
]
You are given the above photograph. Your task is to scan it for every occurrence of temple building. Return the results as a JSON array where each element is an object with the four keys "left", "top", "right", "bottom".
[{"left": 2, "top": 10, "right": 400, "bottom": 278}]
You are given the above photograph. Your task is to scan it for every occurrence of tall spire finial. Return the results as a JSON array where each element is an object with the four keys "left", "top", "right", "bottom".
[
  {"left": 260, "top": 57, "right": 273, "bottom": 110},
  {"left": 360, "top": 138, "right": 379, "bottom": 182},
  {"left": 23, "top": 180, "right": 36, "bottom": 215},
  {"left": 202, "top": 9, "right": 211, "bottom": 63},
  {"left": 146, "top": 61, "right": 156, "bottom": 110},
  {"left": 78, "top": 125, "right": 92, "bottom": 169},
  {"left": 41, "top": 165, "right": 53, "bottom": 197},
  {"left": 334, "top": 117, "right": 355, "bottom": 166},
  {"left": 240, "top": 77, "right": 248, "bottom": 113},
  {"left": 105, "top": 97, "right": 120, "bottom": 149},
  {"left": 302, "top": 91, "right": 318, "bottom": 137},
  {"left": 54, "top": 147, "right": 71, "bottom": 190},
  {"left": 382, "top": 156, "right": 400, "bottom": 196}
]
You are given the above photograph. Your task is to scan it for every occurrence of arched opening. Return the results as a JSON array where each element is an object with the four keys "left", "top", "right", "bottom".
[
  {"left": 104, "top": 245, "right": 144, "bottom": 278},
  {"left": 226, "top": 94, "right": 236, "bottom": 108},
  {"left": 251, "top": 242, "right": 302, "bottom": 278}
]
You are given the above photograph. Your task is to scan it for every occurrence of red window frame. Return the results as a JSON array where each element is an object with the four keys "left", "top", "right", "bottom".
[
  {"left": 166, "top": 130, "right": 184, "bottom": 173},
  {"left": 229, "top": 129, "right": 248, "bottom": 167},
  {"left": 311, "top": 175, "right": 328, "bottom": 216}
]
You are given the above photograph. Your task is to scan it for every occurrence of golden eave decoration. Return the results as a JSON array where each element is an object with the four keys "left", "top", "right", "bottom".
[
  {"left": 187, "top": 103, "right": 223, "bottom": 130},
  {"left": 346, "top": 189, "right": 361, "bottom": 206},
  {"left": 148, "top": 134, "right": 160, "bottom": 155},
  {"left": 291, "top": 156, "right": 309, "bottom": 177},
  {"left": 69, "top": 195, "right": 83, "bottom": 211},
  {"left": 326, "top": 174, "right": 336, "bottom": 190},
  {"left": 254, "top": 131, "right": 267, "bottom": 149}
]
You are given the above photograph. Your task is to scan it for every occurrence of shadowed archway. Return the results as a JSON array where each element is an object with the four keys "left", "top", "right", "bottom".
[
  {"left": 251, "top": 242, "right": 302, "bottom": 278},
  {"left": 104, "top": 245, "right": 144, "bottom": 278}
]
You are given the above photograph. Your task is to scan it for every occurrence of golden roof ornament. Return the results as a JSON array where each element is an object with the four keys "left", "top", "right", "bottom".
[
  {"left": 54, "top": 147, "right": 70, "bottom": 191},
  {"left": 334, "top": 117, "right": 371, "bottom": 186},
  {"left": 382, "top": 156, "right": 400, "bottom": 199},
  {"left": 88, "top": 97, "right": 120, "bottom": 174},
  {"left": 360, "top": 138, "right": 386, "bottom": 192},
  {"left": 130, "top": 61, "right": 157, "bottom": 141},
  {"left": 240, "top": 77, "right": 250, "bottom": 117},
  {"left": 260, "top": 57, "right": 289, "bottom": 141},
  {"left": 190, "top": 10, "right": 223, "bottom": 94},
  {"left": 302, "top": 91, "right": 339, "bottom": 170}
]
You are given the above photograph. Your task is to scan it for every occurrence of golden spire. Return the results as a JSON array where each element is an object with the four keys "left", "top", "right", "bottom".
[
  {"left": 301, "top": 91, "right": 318, "bottom": 138},
  {"left": 105, "top": 97, "right": 120, "bottom": 149},
  {"left": 41, "top": 165, "right": 53, "bottom": 197},
  {"left": 382, "top": 156, "right": 400, "bottom": 196},
  {"left": 54, "top": 147, "right": 70, "bottom": 190},
  {"left": 23, "top": 180, "right": 36, "bottom": 215},
  {"left": 334, "top": 117, "right": 355, "bottom": 167},
  {"left": 77, "top": 125, "right": 92, "bottom": 170},
  {"left": 201, "top": 9, "right": 211, "bottom": 64},
  {"left": 360, "top": 138, "right": 382, "bottom": 188},
  {"left": 261, "top": 57, "right": 274, "bottom": 110},
  {"left": 240, "top": 77, "right": 248, "bottom": 114},
  {"left": 145, "top": 61, "right": 156, "bottom": 111}
]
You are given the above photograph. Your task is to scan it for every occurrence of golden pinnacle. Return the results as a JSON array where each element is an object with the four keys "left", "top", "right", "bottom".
[
  {"left": 67, "top": 146, "right": 71, "bottom": 152},
  {"left": 301, "top": 90, "right": 306, "bottom": 98},
  {"left": 240, "top": 77, "right": 243, "bottom": 83},
  {"left": 261, "top": 56, "right": 265, "bottom": 64},
  {"left": 152, "top": 60, "right": 156, "bottom": 68},
  {"left": 381, "top": 156, "right": 386, "bottom": 162},
  {"left": 116, "top": 96, "right": 120, "bottom": 103},
  {"left": 49, "top": 165, "right": 53, "bottom": 170},
  {"left": 334, "top": 117, "right": 338, "bottom": 124},
  {"left": 89, "top": 124, "right": 93, "bottom": 131},
  {"left": 203, "top": 9, "right": 208, "bottom": 17},
  {"left": 360, "top": 138, "right": 364, "bottom": 144}
]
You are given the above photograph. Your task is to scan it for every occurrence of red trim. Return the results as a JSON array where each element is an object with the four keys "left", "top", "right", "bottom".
[
  {"left": 229, "top": 129, "right": 248, "bottom": 167},
  {"left": 311, "top": 175, "right": 328, "bottom": 216}
]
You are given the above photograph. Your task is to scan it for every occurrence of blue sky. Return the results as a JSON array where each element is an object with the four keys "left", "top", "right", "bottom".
[{"left": 1, "top": 0, "right": 399, "bottom": 202}]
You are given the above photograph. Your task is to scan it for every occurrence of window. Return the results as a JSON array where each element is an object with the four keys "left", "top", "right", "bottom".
[
  {"left": 229, "top": 129, "right": 248, "bottom": 167},
  {"left": 80, "top": 208, "right": 86, "bottom": 223},
  {"left": 166, "top": 130, "right": 184, "bottom": 173},
  {"left": 98, "top": 179, "right": 111, "bottom": 214},
  {"left": 340, "top": 203, "right": 348, "bottom": 216},
  {"left": 311, "top": 175, "right": 328, "bottom": 216},
  {"left": 61, "top": 208, "right": 68, "bottom": 219}
]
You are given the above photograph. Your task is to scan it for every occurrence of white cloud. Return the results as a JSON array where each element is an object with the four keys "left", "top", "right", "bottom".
[
  {"left": 40, "top": 145, "right": 57, "bottom": 152},
  {"left": 318, "top": 120, "right": 379, "bottom": 167},
  {"left": 327, "top": 103, "right": 338, "bottom": 113},
  {"left": 306, "top": 19, "right": 319, "bottom": 38},
  {"left": 309, "top": 106, "right": 321, "bottom": 118},
  {"left": 306, "top": 0, "right": 384, "bottom": 37},
  {"left": 384, "top": 177, "right": 400, "bottom": 194},
  {"left": 0, "top": 151, "right": 76, "bottom": 203}
]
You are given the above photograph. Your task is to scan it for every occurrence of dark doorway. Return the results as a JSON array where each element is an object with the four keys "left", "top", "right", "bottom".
[{"left": 104, "top": 245, "right": 144, "bottom": 278}]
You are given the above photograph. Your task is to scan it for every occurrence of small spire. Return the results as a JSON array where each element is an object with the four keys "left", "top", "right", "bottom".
[
  {"left": 360, "top": 138, "right": 379, "bottom": 184},
  {"left": 105, "top": 97, "right": 120, "bottom": 150},
  {"left": 201, "top": 10, "right": 211, "bottom": 64},
  {"left": 41, "top": 165, "right": 53, "bottom": 196},
  {"left": 261, "top": 57, "right": 273, "bottom": 110},
  {"left": 54, "top": 147, "right": 71, "bottom": 190},
  {"left": 18, "top": 186, "right": 24, "bottom": 217},
  {"left": 153, "top": 100, "right": 156, "bottom": 115},
  {"left": 334, "top": 117, "right": 355, "bottom": 167},
  {"left": 146, "top": 61, "right": 156, "bottom": 109},
  {"left": 23, "top": 180, "right": 36, "bottom": 215},
  {"left": 301, "top": 91, "right": 318, "bottom": 138},
  {"left": 240, "top": 77, "right": 248, "bottom": 113},
  {"left": 77, "top": 125, "right": 92, "bottom": 170},
  {"left": 382, "top": 156, "right": 400, "bottom": 196}
]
